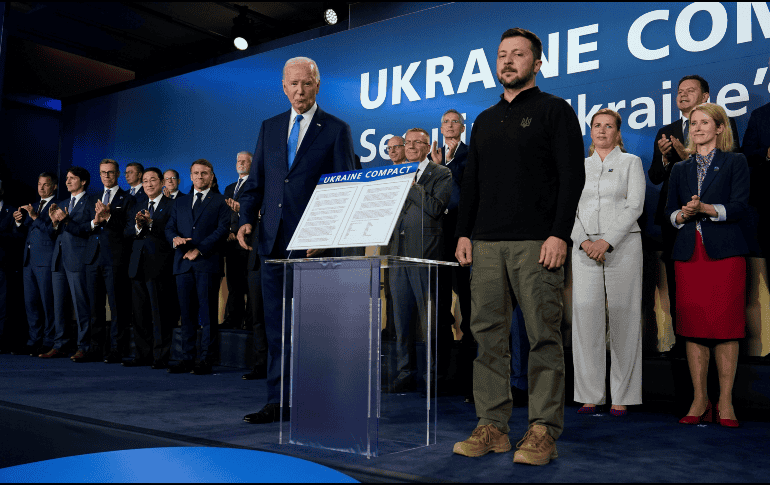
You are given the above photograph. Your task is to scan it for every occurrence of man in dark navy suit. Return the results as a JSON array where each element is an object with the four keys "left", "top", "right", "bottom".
[
  {"left": 166, "top": 159, "right": 230, "bottom": 375},
  {"left": 237, "top": 56, "right": 356, "bottom": 423},
  {"left": 125, "top": 163, "right": 146, "bottom": 201},
  {"left": 13, "top": 173, "right": 58, "bottom": 356},
  {"left": 84, "top": 159, "right": 136, "bottom": 364},
  {"left": 742, "top": 99, "right": 770, "bottom": 258},
  {"left": 124, "top": 168, "right": 175, "bottom": 369},
  {"left": 46, "top": 167, "right": 97, "bottom": 360},
  {"left": 163, "top": 169, "right": 185, "bottom": 200},
  {"left": 648, "top": 75, "right": 740, "bottom": 356},
  {"left": 222, "top": 151, "right": 254, "bottom": 330}
]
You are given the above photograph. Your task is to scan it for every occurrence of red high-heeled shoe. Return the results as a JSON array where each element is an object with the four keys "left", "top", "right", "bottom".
[
  {"left": 715, "top": 403, "right": 740, "bottom": 428},
  {"left": 679, "top": 401, "right": 713, "bottom": 424}
]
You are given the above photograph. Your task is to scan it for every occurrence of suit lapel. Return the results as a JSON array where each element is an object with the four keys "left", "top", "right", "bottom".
[
  {"left": 277, "top": 111, "right": 291, "bottom": 171},
  {"left": 418, "top": 162, "right": 436, "bottom": 185},
  {"left": 291, "top": 108, "right": 324, "bottom": 173},
  {"left": 699, "top": 151, "right": 725, "bottom": 198}
]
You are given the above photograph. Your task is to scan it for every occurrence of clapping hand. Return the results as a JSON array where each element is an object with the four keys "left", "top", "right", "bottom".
[
  {"left": 135, "top": 210, "right": 152, "bottom": 227},
  {"left": 94, "top": 200, "right": 111, "bottom": 225},
  {"left": 445, "top": 138, "right": 459, "bottom": 161},
  {"left": 430, "top": 140, "right": 442, "bottom": 164},
  {"left": 49, "top": 204, "right": 68, "bottom": 225},
  {"left": 225, "top": 198, "right": 240, "bottom": 212}
]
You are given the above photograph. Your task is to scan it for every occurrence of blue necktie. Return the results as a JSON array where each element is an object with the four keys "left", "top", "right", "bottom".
[
  {"left": 68, "top": 197, "right": 75, "bottom": 213},
  {"left": 683, "top": 119, "right": 689, "bottom": 144},
  {"left": 148, "top": 201, "right": 155, "bottom": 219},
  {"left": 192, "top": 193, "right": 203, "bottom": 219},
  {"left": 103, "top": 189, "right": 110, "bottom": 204},
  {"left": 234, "top": 178, "right": 243, "bottom": 198},
  {"left": 287, "top": 114, "right": 303, "bottom": 169},
  {"left": 130, "top": 187, "right": 136, "bottom": 196}
]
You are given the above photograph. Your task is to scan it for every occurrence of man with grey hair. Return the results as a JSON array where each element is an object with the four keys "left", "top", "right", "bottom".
[
  {"left": 237, "top": 56, "right": 356, "bottom": 423},
  {"left": 384, "top": 127, "right": 452, "bottom": 393}
]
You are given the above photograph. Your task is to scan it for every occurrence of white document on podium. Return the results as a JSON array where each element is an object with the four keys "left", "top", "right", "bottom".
[{"left": 287, "top": 163, "right": 419, "bottom": 250}]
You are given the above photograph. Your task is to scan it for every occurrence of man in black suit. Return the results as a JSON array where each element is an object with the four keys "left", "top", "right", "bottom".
[
  {"left": 85, "top": 159, "right": 137, "bottom": 363},
  {"left": 123, "top": 168, "right": 175, "bottom": 369},
  {"left": 13, "top": 173, "right": 58, "bottom": 356},
  {"left": 237, "top": 56, "right": 356, "bottom": 423},
  {"left": 648, "top": 75, "right": 740, "bottom": 355},
  {"left": 166, "top": 159, "right": 230, "bottom": 375},
  {"left": 0, "top": 182, "right": 23, "bottom": 354},
  {"left": 222, "top": 151, "right": 253, "bottom": 330}
]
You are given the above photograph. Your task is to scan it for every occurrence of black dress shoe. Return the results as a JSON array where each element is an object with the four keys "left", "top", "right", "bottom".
[
  {"left": 151, "top": 360, "right": 168, "bottom": 370},
  {"left": 122, "top": 358, "right": 151, "bottom": 367},
  {"left": 167, "top": 361, "right": 195, "bottom": 374},
  {"left": 243, "top": 403, "right": 289, "bottom": 424},
  {"left": 242, "top": 364, "right": 267, "bottom": 380},
  {"left": 192, "top": 360, "right": 213, "bottom": 375},
  {"left": 104, "top": 351, "right": 123, "bottom": 364}
]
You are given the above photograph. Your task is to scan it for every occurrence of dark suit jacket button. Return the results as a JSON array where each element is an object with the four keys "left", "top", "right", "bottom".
[{"left": 193, "top": 226, "right": 196, "bottom": 230}]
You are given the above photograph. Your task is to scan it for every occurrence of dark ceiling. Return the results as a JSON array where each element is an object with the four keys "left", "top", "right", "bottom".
[{"left": 3, "top": 2, "right": 350, "bottom": 102}]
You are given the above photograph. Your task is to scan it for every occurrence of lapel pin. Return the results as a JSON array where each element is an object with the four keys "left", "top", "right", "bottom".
[
  {"left": 608, "top": 168, "right": 614, "bottom": 172},
  {"left": 714, "top": 167, "right": 719, "bottom": 171},
  {"left": 317, "top": 123, "right": 321, "bottom": 127}
]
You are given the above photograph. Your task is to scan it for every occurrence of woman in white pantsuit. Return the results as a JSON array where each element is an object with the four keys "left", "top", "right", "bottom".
[{"left": 571, "top": 108, "right": 646, "bottom": 416}]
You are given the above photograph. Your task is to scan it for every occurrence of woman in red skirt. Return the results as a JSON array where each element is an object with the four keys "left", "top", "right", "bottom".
[{"left": 665, "top": 103, "right": 752, "bottom": 428}]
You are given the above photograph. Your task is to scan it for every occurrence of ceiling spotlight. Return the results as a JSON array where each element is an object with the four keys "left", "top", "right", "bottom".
[
  {"left": 324, "top": 8, "right": 338, "bottom": 25},
  {"left": 232, "top": 7, "right": 252, "bottom": 50}
]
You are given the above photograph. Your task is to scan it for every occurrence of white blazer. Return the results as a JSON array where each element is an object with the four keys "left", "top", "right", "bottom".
[{"left": 571, "top": 146, "right": 646, "bottom": 249}]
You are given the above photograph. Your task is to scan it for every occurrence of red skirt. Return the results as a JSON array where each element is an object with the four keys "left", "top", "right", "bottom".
[{"left": 674, "top": 232, "right": 746, "bottom": 339}]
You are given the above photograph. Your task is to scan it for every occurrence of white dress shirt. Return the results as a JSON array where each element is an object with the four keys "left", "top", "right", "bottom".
[
  {"left": 414, "top": 159, "right": 430, "bottom": 183},
  {"left": 191, "top": 188, "right": 211, "bottom": 208},
  {"left": 233, "top": 175, "right": 249, "bottom": 197},
  {"left": 129, "top": 184, "right": 143, "bottom": 196},
  {"left": 287, "top": 103, "right": 318, "bottom": 155},
  {"left": 571, "top": 147, "right": 646, "bottom": 249}
]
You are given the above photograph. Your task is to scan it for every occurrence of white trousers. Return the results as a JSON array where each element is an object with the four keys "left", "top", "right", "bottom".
[{"left": 572, "top": 233, "right": 643, "bottom": 405}]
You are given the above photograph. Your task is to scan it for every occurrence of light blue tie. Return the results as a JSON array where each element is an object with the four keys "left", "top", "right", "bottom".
[
  {"left": 103, "top": 189, "right": 110, "bottom": 204},
  {"left": 130, "top": 187, "right": 135, "bottom": 196},
  {"left": 683, "top": 119, "right": 689, "bottom": 144},
  {"left": 68, "top": 197, "right": 75, "bottom": 213},
  {"left": 287, "top": 114, "right": 303, "bottom": 169}
]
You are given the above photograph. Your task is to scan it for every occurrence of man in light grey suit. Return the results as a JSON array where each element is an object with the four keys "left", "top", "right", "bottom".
[{"left": 386, "top": 128, "right": 452, "bottom": 393}]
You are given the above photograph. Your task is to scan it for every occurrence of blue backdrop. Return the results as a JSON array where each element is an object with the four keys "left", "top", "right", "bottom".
[{"left": 60, "top": 2, "right": 770, "bottom": 240}]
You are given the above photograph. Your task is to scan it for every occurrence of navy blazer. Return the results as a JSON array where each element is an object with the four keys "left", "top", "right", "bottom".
[
  {"left": 665, "top": 150, "right": 751, "bottom": 261},
  {"left": 18, "top": 199, "right": 56, "bottom": 267},
  {"left": 650, "top": 117, "right": 740, "bottom": 226},
  {"left": 85, "top": 188, "right": 136, "bottom": 267},
  {"left": 165, "top": 191, "right": 230, "bottom": 275},
  {"left": 238, "top": 106, "right": 356, "bottom": 255},
  {"left": 51, "top": 194, "right": 98, "bottom": 272},
  {"left": 125, "top": 195, "right": 174, "bottom": 280},
  {"left": 224, "top": 178, "right": 247, "bottom": 233}
]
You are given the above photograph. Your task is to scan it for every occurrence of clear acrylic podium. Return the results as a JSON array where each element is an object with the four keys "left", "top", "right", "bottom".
[{"left": 266, "top": 255, "right": 457, "bottom": 458}]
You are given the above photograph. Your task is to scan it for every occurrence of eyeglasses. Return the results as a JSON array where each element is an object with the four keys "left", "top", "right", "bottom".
[
  {"left": 442, "top": 119, "right": 463, "bottom": 125},
  {"left": 386, "top": 145, "right": 405, "bottom": 152},
  {"left": 404, "top": 140, "right": 429, "bottom": 147},
  {"left": 164, "top": 177, "right": 178, "bottom": 182},
  {"left": 99, "top": 171, "right": 117, "bottom": 176}
]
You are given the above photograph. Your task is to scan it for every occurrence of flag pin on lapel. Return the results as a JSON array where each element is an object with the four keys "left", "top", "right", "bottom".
[
  {"left": 317, "top": 123, "right": 321, "bottom": 127},
  {"left": 714, "top": 167, "right": 719, "bottom": 171},
  {"left": 608, "top": 169, "right": 614, "bottom": 172}
]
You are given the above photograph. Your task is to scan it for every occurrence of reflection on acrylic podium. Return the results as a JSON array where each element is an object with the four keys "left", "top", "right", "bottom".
[{"left": 268, "top": 255, "right": 457, "bottom": 458}]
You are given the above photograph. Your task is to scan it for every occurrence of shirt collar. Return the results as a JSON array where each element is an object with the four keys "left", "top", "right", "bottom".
[
  {"left": 193, "top": 187, "right": 211, "bottom": 198},
  {"left": 290, "top": 103, "right": 318, "bottom": 125},
  {"left": 498, "top": 86, "right": 541, "bottom": 105},
  {"left": 41, "top": 195, "right": 55, "bottom": 204},
  {"left": 149, "top": 193, "right": 164, "bottom": 206},
  {"left": 70, "top": 191, "right": 86, "bottom": 203}
]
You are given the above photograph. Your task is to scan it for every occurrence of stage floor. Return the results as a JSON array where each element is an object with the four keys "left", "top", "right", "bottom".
[{"left": 1, "top": 354, "right": 769, "bottom": 482}]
